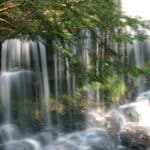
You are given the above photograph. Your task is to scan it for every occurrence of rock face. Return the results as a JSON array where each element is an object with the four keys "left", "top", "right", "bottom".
[{"left": 120, "top": 124, "right": 150, "bottom": 150}]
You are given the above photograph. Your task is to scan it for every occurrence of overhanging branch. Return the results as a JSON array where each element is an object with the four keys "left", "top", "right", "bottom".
[{"left": 0, "top": 2, "right": 24, "bottom": 13}]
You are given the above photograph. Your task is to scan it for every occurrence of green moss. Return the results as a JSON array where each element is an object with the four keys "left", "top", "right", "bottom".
[{"left": 104, "top": 73, "right": 126, "bottom": 103}]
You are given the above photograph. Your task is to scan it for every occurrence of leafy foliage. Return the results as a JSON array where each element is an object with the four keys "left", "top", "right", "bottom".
[
  {"left": 0, "top": 0, "right": 140, "bottom": 40},
  {"left": 104, "top": 73, "right": 126, "bottom": 103}
]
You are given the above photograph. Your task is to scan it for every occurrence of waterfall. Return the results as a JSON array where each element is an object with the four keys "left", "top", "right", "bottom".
[
  {"left": 0, "top": 31, "right": 149, "bottom": 150},
  {"left": 0, "top": 39, "right": 50, "bottom": 148},
  {"left": 119, "top": 90, "right": 150, "bottom": 127},
  {"left": 38, "top": 42, "right": 50, "bottom": 127},
  {"left": 0, "top": 9, "right": 149, "bottom": 149},
  {"left": 95, "top": 28, "right": 101, "bottom": 103},
  {"left": 125, "top": 26, "right": 150, "bottom": 94},
  {"left": 54, "top": 50, "right": 59, "bottom": 102}
]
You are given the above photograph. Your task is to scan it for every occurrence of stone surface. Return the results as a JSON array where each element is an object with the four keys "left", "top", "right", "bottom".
[
  {"left": 119, "top": 124, "right": 150, "bottom": 150},
  {"left": 104, "top": 110, "right": 123, "bottom": 141}
]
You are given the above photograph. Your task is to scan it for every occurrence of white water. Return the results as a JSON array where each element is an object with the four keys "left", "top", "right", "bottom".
[
  {"left": 45, "top": 128, "right": 115, "bottom": 150},
  {"left": 0, "top": 39, "right": 50, "bottom": 149},
  {"left": 0, "top": 18, "right": 150, "bottom": 150},
  {"left": 125, "top": 26, "right": 150, "bottom": 94},
  {"left": 120, "top": 91, "right": 150, "bottom": 127},
  {"left": 71, "top": 39, "right": 77, "bottom": 97},
  {"left": 42, "top": 90, "right": 150, "bottom": 150},
  {"left": 38, "top": 42, "right": 50, "bottom": 127},
  {"left": 0, "top": 37, "right": 149, "bottom": 150},
  {"left": 54, "top": 50, "right": 59, "bottom": 101}
]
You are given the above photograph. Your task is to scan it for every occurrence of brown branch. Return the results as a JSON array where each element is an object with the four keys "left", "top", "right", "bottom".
[{"left": 0, "top": 2, "right": 24, "bottom": 13}]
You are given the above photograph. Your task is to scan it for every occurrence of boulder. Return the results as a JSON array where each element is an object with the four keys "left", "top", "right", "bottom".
[
  {"left": 119, "top": 124, "right": 150, "bottom": 150},
  {"left": 104, "top": 110, "right": 124, "bottom": 141}
]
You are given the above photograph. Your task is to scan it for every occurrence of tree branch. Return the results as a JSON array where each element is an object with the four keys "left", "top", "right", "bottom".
[{"left": 0, "top": 2, "right": 23, "bottom": 13}]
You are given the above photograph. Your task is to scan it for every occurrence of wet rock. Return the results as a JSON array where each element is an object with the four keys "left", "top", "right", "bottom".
[
  {"left": 104, "top": 110, "right": 123, "bottom": 141},
  {"left": 56, "top": 143, "right": 79, "bottom": 150},
  {"left": 44, "top": 142, "right": 82, "bottom": 150},
  {"left": 121, "top": 107, "right": 140, "bottom": 122},
  {"left": 4, "top": 141, "right": 36, "bottom": 150},
  {"left": 117, "top": 145, "right": 129, "bottom": 150},
  {"left": 119, "top": 124, "right": 150, "bottom": 150},
  {"left": 87, "top": 129, "right": 115, "bottom": 150},
  {"left": 45, "top": 128, "right": 116, "bottom": 150},
  {"left": 0, "top": 144, "right": 4, "bottom": 150}
]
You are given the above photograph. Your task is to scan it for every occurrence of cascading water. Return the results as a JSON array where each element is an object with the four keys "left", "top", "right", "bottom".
[
  {"left": 119, "top": 90, "right": 150, "bottom": 127},
  {"left": 0, "top": 39, "right": 50, "bottom": 150},
  {"left": 94, "top": 28, "right": 101, "bottom": 104},
  {"left": 0, "top": 36, "right": 107, "bottom": 150},
  {"left": 125, "top": 26, "right": 150, "bottom": 95},
  {"left": 0, "top": 11, "right": 150, "bottom": 150},
  {"left": 71, "top": 40, "right": 77, "bottom": 97},
  {"left": 121, "top": 0, "right": 150, "bottom": 95},
  {"left": 0, "top": 34, "right": 149, "bottom": 150}
]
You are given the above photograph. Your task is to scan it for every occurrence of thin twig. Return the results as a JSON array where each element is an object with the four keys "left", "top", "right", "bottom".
[{"left": 0, "top": 2, "right": 24, "bottom": 13}]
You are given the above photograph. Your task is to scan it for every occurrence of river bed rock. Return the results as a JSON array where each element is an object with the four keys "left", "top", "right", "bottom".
[{"left": 119, "top": 124, "right": 150, "bottom": 150}]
